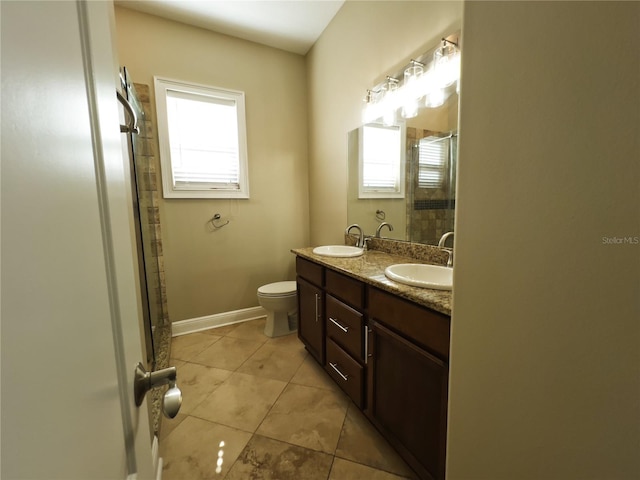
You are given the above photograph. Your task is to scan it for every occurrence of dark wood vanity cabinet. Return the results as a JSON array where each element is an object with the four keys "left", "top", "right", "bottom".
[
  {"left": 295, "top": 256, "right": 451, "bottom": 480},
  {"left": 367, "top": 288, "right": 450, "bottom": 480},
  {"left": 296, "top": 257, "right": 325, "bottom": 364}
]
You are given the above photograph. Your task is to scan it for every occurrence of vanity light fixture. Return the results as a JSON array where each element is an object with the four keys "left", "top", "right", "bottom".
[
  {"left": 382, "top": 77, "right": 399, "bottom": 126},
  {"left": 362, "top": 34, "right": 460, "bottom": 123},
  {"left": 401, "top": 60, "right": 424, "bottom": 118},
  {"left": 363, "top": 77, "right": 398, "bottom": 125},
  {"left": 364, "top": 89, "right": 374, "bottom": 104},
  {"left": 362, "top": 87, "right": 384, "bottom": 124},
  {"left": 425, "top": 87, "right": 446, "bottom": 108},
  {"left": 404, "top": 60, "right": 424, "bottom": 89},
  {"left": 433, "top": 38, "right": 460, "bottom": 88}
]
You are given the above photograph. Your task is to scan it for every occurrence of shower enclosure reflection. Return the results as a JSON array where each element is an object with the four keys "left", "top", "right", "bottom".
[{"left": 406, "top": 129, "right": 457, "bottom": 244}]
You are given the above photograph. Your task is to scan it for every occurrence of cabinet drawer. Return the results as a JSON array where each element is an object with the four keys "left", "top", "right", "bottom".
[
  {"left": 369, "top": 287, "right": 450, "bottom": 361},
  {"left": 325, "top": 269, "right": 364, "bottom": 309},
  {"left": 326, "top": 294, "right": 363, "bottom": 361},
  {"left": 296, "top": 256, "right": 324, "bottom": 287},
  {"left": 326, "top": 339, "right": 364, "bottom": 408}
]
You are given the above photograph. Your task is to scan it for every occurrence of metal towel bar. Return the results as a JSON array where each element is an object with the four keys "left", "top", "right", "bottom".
[{"left": 210, "top": 213, "right": 230, "bottom": 229}]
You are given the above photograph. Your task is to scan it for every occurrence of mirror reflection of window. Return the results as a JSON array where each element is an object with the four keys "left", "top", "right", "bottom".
[
  {"left": 418, "top": 135, "right": 449, "bottom": 189},
  {"left": 359, "top": 123, "right": 406, "bottom": 198}
]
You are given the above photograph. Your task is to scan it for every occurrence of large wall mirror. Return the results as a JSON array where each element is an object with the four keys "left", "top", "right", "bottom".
[{"left": 347, "top": 36, "right": 459, "bottom": 246}]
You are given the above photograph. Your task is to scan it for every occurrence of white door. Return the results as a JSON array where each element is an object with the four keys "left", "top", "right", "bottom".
[{"left": 1, "top": 1, "right": 155, "bottom": 478}]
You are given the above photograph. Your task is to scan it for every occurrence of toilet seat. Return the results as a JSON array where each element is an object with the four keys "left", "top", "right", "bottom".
[{"left": 257, "top": 281, "right": 297, "bottom": 297}]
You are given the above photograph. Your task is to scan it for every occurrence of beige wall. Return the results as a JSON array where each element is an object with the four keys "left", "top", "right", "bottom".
[
  {"left": 447, "top": 1, "right": 640, "bottom": 478},
  {"left": 114, "top": 7, "right": 309, "bottom": 321},
  {"left": 307, "top": 1, "right": 463, "bottom": 245}
]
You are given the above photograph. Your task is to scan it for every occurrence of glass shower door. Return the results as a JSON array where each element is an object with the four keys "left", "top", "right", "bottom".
[{"left": 122, "top": 67, "right": 168, "bottom": 369}]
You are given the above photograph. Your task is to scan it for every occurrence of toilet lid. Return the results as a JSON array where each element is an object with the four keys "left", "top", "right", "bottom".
[{"left": 258, "top": 281, "right": 297, "bottom": 296}]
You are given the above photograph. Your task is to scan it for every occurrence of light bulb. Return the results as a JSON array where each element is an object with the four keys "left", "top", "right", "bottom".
[
  {"left": 425, "top": 88, "right": 445, "bottom": 108},
  {"left": 403, "top": 62, "right": 424, "bottom": 99},
  {"left": 404, "top": 63, "right": 423, "bottom": 85},
  {"left": 381, "top": 78, "right": 399, "bottom": 125},
  {"left": 402, "top": 99, "right": 419, "bottom": 118},
  {"left": 433, "top": 40, "right": 460, "bottom": 88}
]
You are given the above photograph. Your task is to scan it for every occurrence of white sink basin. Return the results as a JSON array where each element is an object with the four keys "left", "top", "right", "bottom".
[
  {"left": 384, "top": 263, "right": 453, "bottom": 290},
  {"left": 312, "top": 245, "right": 364, "bottom": 258}
]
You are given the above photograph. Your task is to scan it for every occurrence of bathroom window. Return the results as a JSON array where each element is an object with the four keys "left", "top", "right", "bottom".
[
  {"left": 358, "top": 123, "right": 405, "bottom": 198},
  {"left": 155, "top": 77, "right": 249, "bottom": 198}
]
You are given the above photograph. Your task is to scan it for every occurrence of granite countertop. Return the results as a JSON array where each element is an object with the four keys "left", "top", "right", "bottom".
[{"left": 292, "top": 247, "right": 452, "bottom": 316}]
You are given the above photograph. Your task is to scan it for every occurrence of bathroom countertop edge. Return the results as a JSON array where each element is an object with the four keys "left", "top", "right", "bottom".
[{"left": 291, "top": 247, "right": 452, "bottom": 316}]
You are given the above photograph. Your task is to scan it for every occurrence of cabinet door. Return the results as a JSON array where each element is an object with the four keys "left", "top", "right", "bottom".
[
  {"left": 367, "top": 320, "right": 448, "bottom": 480},
  {"left": 297, "top": 277, "right": 324, "bottom": 364}
]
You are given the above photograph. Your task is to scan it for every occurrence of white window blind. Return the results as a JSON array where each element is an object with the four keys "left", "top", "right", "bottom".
[
  {"left": 155, "top": 77, "right": 249, "bottom": 199},
  {"left": 418, "top": 136, "right": 449, "bottom": 189},
  {"left": 359, "top": 123, "right": 405, "bottom": 199},
  {"left": 167, "top": 90, "right": 239, "bottom": 188}
]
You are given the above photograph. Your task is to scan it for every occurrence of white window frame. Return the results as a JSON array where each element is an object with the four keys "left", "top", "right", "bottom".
[
  {"left": 154, "top": 76, "right": 250, "bottom": 199},
  {"left": 358, "top": 122, "right": 406, "bottom": 199}
]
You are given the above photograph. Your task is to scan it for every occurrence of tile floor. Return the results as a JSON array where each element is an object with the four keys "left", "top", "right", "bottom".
[{"left": 160, "top": 318, "right": 418, "bottom": 480}]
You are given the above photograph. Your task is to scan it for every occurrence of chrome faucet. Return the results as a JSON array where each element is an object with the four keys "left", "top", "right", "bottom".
[
  {"left": 345, "top": 224, "right": 365, "bottom": 248},
  {"left": 375, "top": 222, "right": 394, "bottom": 238},
  {"left": 438, "top": 231, "right": 454, "bottom": 248},
  {"left": 438, "top": 231, "right": 454, "bottom": 267}
]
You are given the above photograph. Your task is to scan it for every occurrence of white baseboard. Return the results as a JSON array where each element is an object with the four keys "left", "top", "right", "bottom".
[{"left": 171, "top": 306, "right": 267, "bottom": 337}]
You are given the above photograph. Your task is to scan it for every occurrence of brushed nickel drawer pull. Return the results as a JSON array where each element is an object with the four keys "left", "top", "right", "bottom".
[
  {"left": 329, "top": 317, "right": 349, "bottom": 333},
  {"left": 329, "top": 362, "right": 349, "bottom": 381},
  {"left": 364, "top": 325, "right": 370, "bottom": 364}
]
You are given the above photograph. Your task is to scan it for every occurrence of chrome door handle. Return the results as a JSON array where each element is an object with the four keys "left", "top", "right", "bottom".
[
  {"left": 314, "top": 293, "right": 319, "bottom": 322},
  {"left": 329, "top": 317, "right": 349, "bottom": 333},
  {"left": 134, "top": 362, "right": 182, "bottom": 418}
]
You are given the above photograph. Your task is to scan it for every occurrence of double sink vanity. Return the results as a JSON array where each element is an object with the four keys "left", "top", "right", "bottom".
[
  {"left": 313, "top": 30, "right": 459, "bottom": 479},
  {"left": 292, "top": 240, "right": 452, "bottom": 480}
]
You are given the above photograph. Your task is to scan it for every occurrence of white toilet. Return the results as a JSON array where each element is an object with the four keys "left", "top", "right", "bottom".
[{"left": 257, "top": 281, "right": 298, "bottom": 337}]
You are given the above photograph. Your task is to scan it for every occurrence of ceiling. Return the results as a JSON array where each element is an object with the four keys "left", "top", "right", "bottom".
[{"left": 116, "top": 0, "right": 345, "bottom": 55}]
